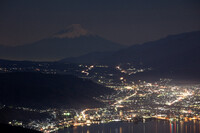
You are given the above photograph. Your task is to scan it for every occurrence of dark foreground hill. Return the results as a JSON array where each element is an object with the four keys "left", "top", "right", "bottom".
[
  {"left": 0, "top": 123, "right": 41, "bottom": 133},
  {"left": 0, "top": 107, "right": 51, "bottom": 124},
  {"left": 0, "top": 72, "right": 114, "bottom": 109}
]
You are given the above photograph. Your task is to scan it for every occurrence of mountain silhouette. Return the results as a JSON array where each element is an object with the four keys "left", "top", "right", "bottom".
[
  {"left": 0, "top": 24, "right": 124, "bottom": 61},
  {"left": 0, "top": 72, "right": 114, "bottom": 109},
  {"left": 103, "top": 31, "right": 200, "bottom": 68}
]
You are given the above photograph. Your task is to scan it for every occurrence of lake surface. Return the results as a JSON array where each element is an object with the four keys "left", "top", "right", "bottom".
[{"left": 58, "top": 119, "right": 200, "bottom": 133}]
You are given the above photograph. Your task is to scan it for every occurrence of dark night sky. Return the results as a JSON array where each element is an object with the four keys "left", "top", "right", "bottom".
[{"left": 0, "top": 0, "right": 200, "bottom": 46}]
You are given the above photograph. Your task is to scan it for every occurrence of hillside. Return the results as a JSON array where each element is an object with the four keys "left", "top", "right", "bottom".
[
  {"left": 60, "top": 51, "right": 114, "bottom": 64},
  {"left": 0, "top": 72, "right": 114, "bottom": 109},
  {"left": 0, "top": 123, "right": 41, "bottom": 133}
]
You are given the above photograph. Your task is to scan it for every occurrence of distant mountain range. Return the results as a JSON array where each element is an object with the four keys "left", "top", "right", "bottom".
[
  {"left": 103, "top": 31, "right": 200, "bottom": 67},
  {"left": 0, "top": 30, "right": 200, "bottom": 79},
  {"left": 62, "top": 31, "right": 200, "bottom": 70},
  {"left": 0, "top": 24, "right": 124, "bottom": 61},
  {"left": 59, "top": 30, "right": 200, "bottom": 80},
  {"left": 0, "top": 72, "right": 114, "bottom": 109}
]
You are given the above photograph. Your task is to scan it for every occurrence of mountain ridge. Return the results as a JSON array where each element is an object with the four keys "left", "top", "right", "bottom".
[
  {"left": 60, "top": 30, "right": 200, "bottom": 77},
  {"left": 0, "top": 24, "right": 124, "bottom": 61}
]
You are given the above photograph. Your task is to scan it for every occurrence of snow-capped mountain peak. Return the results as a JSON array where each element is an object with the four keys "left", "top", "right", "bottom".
[{"left": 52, "top": 24, "right": 93, "bottom": 39}]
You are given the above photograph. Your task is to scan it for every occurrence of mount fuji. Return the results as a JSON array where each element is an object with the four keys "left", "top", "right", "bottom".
[{"left": 0, "top": 24, "right": 124, "bottom": 61}]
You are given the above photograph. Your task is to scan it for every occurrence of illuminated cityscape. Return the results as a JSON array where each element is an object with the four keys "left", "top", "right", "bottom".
[
  {"left": 0, "top": 0, "right": 200, "bottom": 132},
  {"left": 0, "top": 63, "right": 200, "bottom": 132}
]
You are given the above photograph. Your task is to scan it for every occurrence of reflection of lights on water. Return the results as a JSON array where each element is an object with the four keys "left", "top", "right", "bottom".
[
  {"left": 120, "top": 127, "right": 122, "bottom": 133},
  {"left": 193, "top": 121, "right": 196, "bottom": 133},
  {"left": 115, "top": 128, "right": 118, "bottom": 133},
  {"left": 180, "top": 121, "right": 183, "bottom": 133},
  {"left": 199, "top": 121, "right": 200, "bottom": 133},
  {"left": 170, "top": 123, "right": 173, "bottom": 133},
  {"left": 177, "top": 122, "right": 179, "bottom": 133},
  {"left": 143, "top": 124, "right": 145, "bottom": 133},
  {"left": 185, "top": 125, "right": 187, "bottom": 133},
  {"left": 174, "top": 122, "right": 176, "bottom": 133}
]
